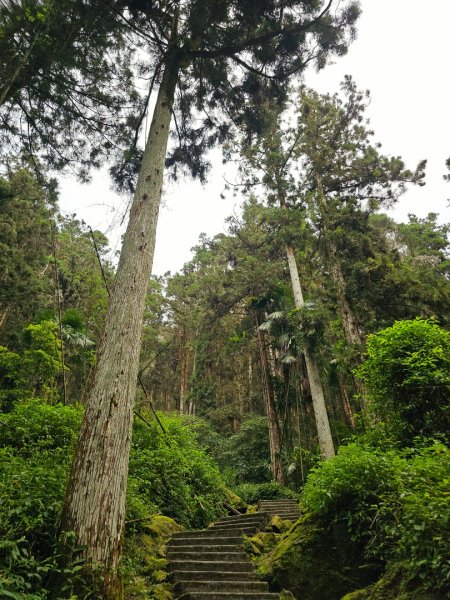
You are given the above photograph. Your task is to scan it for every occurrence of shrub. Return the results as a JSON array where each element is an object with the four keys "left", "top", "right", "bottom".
[
  {"left": 298, "top": 441, "right": 450, "bottom": 594},
  {"left": 0, "top": 400, "right": 82, "bottom": 454},
  {"left": 301, "top": 443, "right": 401, "bottom": 543},
  {"left": 0, "top": 401, "right": 227, "bottom": 597},
  {"left": 130, "top": 412, "right": 226, "bottom": 528},
  {"left": 356, "top": 319, "right": 450, "bottom": 444},
  {"left": 234, "top": 481, "right": 298, "bottom": 505}
]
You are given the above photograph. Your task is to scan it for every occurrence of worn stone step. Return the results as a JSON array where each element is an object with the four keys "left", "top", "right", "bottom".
[
  {"left": 169, "top": 561, "right": 254, "bottom": 574},
  {"left": 168, "top": 544, "right": 244, "bottom": 554},
  {"left": 174, "top": 580, "right": 268, "bottom": 594},
  {"left": 259, "top": 499, "right": 298, "bottom": 503},
  {"left": 171, "top": 528, "right": 256, "bottom": 539},
  {"left": 178, "top": 593, "right": 279, "bottom": 600},
  {"left": 169, "top": 535, "right": 244, "bottom": 547},
  {"left": 216, "top": 512, "right": 268, "bottom": 524},
  {"left": 168, "top": 551, "right": 247, "bottom": 562},
  {"left": 210, "top": 521, "right": 264, "bottom": 530},
  {"left": 171, "top": 569, "right": 258, "bottom": 582},
  {"left": 259, "top": 502, "right": 299, "bottom": 508}
]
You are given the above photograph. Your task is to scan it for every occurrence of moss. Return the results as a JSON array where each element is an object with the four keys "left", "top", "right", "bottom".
[
  {"left": 124, "top": 515, "right": 183, "bottom": 600},
  {"left": 257, "top": 513, "right": 381, "bottom": 600},
  {"left": 223, "top": 487, "right": 247, "bottom": 511},
  {"left": 342, "top": 562, "right": 447, "bottom": 600},
  {"left": 244, "top": 530, "right": 282, "bottom": 560},
  {"left": 268, "top": 515, "right": 293, "bottom": 534}
]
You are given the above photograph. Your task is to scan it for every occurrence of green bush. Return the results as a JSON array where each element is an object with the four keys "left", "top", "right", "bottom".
[
  {"left": 0, "top": 402, "right": 227, "bottom": 597},
  {"left": 234, "top": 481, "right": 298, "bottom": 505},
  {"left": 356, "top": 319, "right": 450, "bottom": 444},
  {"left": 299, "top": 441, "right": 450, "bottom": 594},
  {"left": 0, "top": 400, "right": 82, "bottom": 454},
  {"left": 371, "top": 442, "right": 450, "bottom": 591},
  {"left": 301, "top": 443, "right": 401, "bottom": 544},
  {"left": 130, "top": 412, "right": 226, "bottom": 528}
]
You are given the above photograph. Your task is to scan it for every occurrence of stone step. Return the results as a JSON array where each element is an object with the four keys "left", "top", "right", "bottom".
[
  {"left": 169, "top": 561, "right": 254, "bottom": 574},
  {"left": 169, "top": 535, "right": 244, "bottom": 547},
  {"left": 168, "top": 544, "right": 244, "bottom": 554},
  {"left": 259, "top": 499, "right": 298, "bottom": 503},
  {"left": 259, "top": 501, "right": 299, "bottom": 508},
  {"left": 174, "top": 580, "right": 268, "bottom": 594},
  {"left": 210, "top": 521, "right": 264, "bottom": 530},
  {"left": 168, "top": 551, "right": 248, "bottom": 562},
  {"left": 171, "top": 528, "right": 256, "bottom": 539},
  {"left": 216, "top": 512, "right": 268, "bottom": 524},
  {"left": 178, "top": 593, "right": 279, "bottom": 600},
  {"left": 171, "top": 570, "right": 258, "bottom": 582}
]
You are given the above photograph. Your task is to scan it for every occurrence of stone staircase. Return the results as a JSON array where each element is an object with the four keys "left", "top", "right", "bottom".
[
  {"left": 258, "top": 499, "right": 301, "bottom": 522},
  {"left": 167, "top": 511, "right": 279, "bottom": 600}
]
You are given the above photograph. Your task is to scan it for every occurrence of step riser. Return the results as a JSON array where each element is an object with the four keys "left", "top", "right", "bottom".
[
  {"left": 169, "top": 537, "right": 244, "bottom": 547},
  {"left": 168, "top": 545, "right": 244, "bottom": 553},
  {"left": 258, "top": 505, "right": 299, "bottom": 509},
  {"left": 177, "top": 593, "right": 279, "bottom": 600},
  {"left": 168, "top": 552, "right": 248, "bottom": 561},
  {"left": 210, "top": 524, "right": 261, "bottom": 530},
  {"left": 169, "top": 562, "right": 253, "bottom": 574},
  {"left": 170, "top": 569, "right": 257, "bottom": 581},
  {"left": 174, "top": 581, "right": 268, "bottom": 593},
  {"left": 171, "top": 529, "right": 255, "bottom": 539},
  {"left": 211, "top": 520, "right": 266, "bottom": 528},
  {"left": 216, "top": 514, "right": 268, "bottom": 523}
]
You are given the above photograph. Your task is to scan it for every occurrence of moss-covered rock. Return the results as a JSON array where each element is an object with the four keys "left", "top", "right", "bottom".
[
  {"left": 342, "top": 562, "right": 447, "bottom": 600},
  {"left": 257, "top": 513, "right": 381, "bottom": 600},
  {"left": 124, "top": 514, "right": 183, "bottom": 600},
  {"left": 243, "top": 530, "right": 281, "bottom": 559},
  {"left": 223, "top": 487, "right": 247, "bottom": 511}
]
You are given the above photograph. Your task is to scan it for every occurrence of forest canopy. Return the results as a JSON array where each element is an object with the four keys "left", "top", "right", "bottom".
[{"left": 0, "top": 1, "right": 449, "bottom": 599}]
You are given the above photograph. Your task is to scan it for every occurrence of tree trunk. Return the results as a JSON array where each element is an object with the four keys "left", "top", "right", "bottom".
[
  {"left": 0, "top": 305, "right": 9, "bottom": 330},
  {"left": 285, "top": 244, "right": 335, "bottom": 459},
  {"left": 179, "top": 328, "right": 188, "bottom": 414},
  {"left": 326, "top": 238, "right": 363, "bottom": 347},
  {"left": 256, "top": 321, "right": 285, "bottom": 483},
  {"left": 58, "top": 54, "right": 179, "bottom": 598}
]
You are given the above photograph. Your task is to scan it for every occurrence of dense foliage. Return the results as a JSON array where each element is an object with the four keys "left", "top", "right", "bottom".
[
  {"left": 0, "top": 401, "right": 227, "bottom": 598},
  {"left": 357, "top": 319, "right": 450, "bottom": 444}
]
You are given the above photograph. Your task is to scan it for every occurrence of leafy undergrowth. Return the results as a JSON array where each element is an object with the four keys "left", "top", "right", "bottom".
[
  {"left": 0, "top": 400, "right": 228, "bottom": 598},
  {"left": 252, "top": 441, "right": 450, "bottom": 600},
  {"left": 234, "top": 481, "right": 299, "bottom": 505},
  {"left": 124, "top": 515, "right": 183, "bottom": 600}
]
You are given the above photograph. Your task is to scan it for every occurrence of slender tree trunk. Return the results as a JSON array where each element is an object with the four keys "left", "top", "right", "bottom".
[
  {"left": 0, "top": 306, "right": 9, "bottom": 330},
  {"left": 256, "top": 321, "right": 285, "bottom": 483},
  {"left": 338, "top": 375, "right": 356, "bottom": 429},
  {"left": 326, "top": 238, "right": 363, "bottom": 347},
  {"left": 58, "top": 53, "right": 180, "bottom": 598},
  {"left": 179, "top": 329, "right": 188, "bottom": 414},
  {"left": 285, "top": 244, "right": 335, "bottom": 459},
  {"left": 188, "top": 340, "right": 197, "bottom": 415}
]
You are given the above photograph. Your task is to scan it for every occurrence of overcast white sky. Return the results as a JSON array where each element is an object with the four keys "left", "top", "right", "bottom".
[{"left": 59, "top": 0, "right": 450, "bottom": 276}]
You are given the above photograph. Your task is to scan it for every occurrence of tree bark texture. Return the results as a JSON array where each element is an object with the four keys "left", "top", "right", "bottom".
[
  {"left": 285, "top": 244, "right": 335, "bottom": 459},
  {"left": 59, "top": 57, "right": 179, "bottom": 599}
]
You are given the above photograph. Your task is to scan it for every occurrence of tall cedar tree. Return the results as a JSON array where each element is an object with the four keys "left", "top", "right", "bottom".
[
  {"left": 235, "top": 79, "right": 425, "bottom": 420},
  {"left": 56, "top": 1, "right": 360, "bottom": 596}
]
